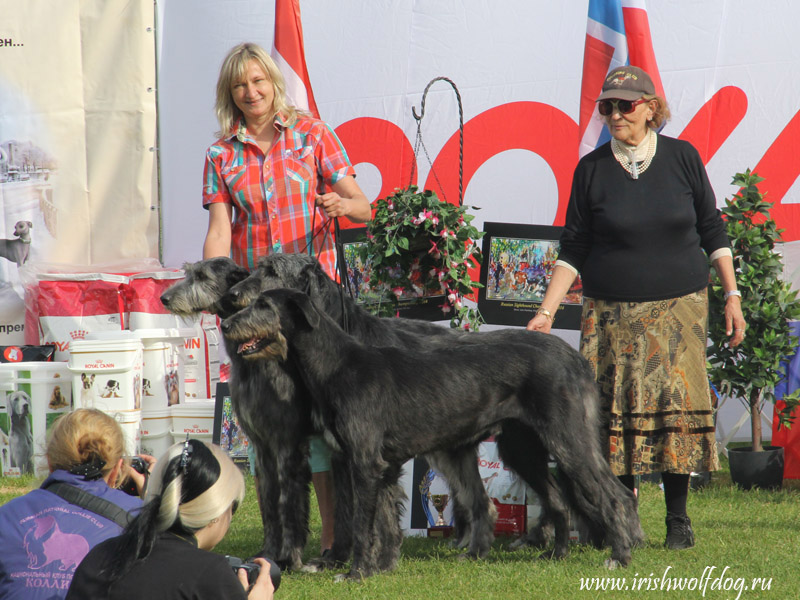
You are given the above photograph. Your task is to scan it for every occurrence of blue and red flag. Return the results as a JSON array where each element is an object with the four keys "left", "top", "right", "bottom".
[{"left": 579, "top": 0, "right": 664, "bottom": 157}]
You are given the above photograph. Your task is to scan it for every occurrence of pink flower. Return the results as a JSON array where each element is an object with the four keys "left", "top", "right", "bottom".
[
  {"left": 440, "top": 303, "right": 452, "bottom": 314},
  {"left": 392, "top": 287, "right": 405, "bottom": 297}
]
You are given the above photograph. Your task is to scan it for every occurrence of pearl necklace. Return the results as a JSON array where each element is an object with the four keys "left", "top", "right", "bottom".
[{"left": 611, "top": 129, "right": 657, "bottom": 179}]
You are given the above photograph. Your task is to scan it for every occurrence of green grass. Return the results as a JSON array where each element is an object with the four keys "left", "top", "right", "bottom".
[{"left": 3, "top": 460, "right": 799, "bottom": 600}]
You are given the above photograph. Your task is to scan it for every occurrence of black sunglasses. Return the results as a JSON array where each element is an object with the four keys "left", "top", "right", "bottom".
[{"left": 597, "top": 98, "right": 647, "bottom": 116}]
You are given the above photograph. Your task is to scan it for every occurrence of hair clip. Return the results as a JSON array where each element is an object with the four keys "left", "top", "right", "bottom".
[
  {"left": 180, "top": 434, "right": 193, "bottom": 474},
  {"left": 69, "top": 457, "right": 107, "bottom": 480}
]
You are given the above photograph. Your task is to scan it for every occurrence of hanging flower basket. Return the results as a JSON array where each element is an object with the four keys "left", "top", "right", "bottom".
[{"left": 359, "top": 186, "right": 484, "bottom": 330}]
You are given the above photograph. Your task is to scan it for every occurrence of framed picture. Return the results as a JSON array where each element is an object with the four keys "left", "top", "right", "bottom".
[
  {"left": 212, "top": 382, "right": 250, "bottom": 471},
  {"left": 477, "top": 222, "right": 583, "bottom": 329},
  {"left": 336, "top": 226, "right": 447, "bottom": 321}
]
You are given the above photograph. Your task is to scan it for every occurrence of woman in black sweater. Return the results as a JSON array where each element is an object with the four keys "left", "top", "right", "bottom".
[{"left": 527, "top": 65, "right": 746, "bottom": 549}]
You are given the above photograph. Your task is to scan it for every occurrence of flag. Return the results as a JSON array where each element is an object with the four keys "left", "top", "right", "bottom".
[
  {"left": 579, "top": 0, "right": 664, "bottom": 157},
  {"left": 271, "top": 0, "right": 320, "bottom": 118}
]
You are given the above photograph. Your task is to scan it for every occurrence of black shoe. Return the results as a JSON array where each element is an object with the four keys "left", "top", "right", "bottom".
[{"left": 664, "top": 513, "right": 695, "bottom": 549}]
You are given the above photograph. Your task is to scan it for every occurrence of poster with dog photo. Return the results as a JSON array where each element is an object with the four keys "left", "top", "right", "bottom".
[
  {"left": 1, "top": 371, "right": 72, "bottom": 477},
  {"left": 0, "top": 0, "right": 158, "bottom": 345}
]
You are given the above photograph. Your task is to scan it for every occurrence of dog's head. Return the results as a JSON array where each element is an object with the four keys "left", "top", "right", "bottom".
[
  {"left": 220, "top": 288, "right": 320, "bottom": 362},
  {"left": 8, "top": 391, "right": 31, "bottom": 419},
  {"left": 160, "top": 257, "right": 249, "bottom": 317},
  {"left": 224, "top": 254, "right": 332, "bottom": 311},
  {"left": 104, "top": 380, "right": 119, "bottom": 391},
  {"left": 13, "top": 221, "right": 32, "bottom": 237},
  {"left": 81, "top": 373, "right": 95, "bottom": 389}
]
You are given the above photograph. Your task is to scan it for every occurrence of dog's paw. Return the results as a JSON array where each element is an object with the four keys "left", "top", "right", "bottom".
[{"left": 604, "top": 557, "right": 621, "bottom": 570}]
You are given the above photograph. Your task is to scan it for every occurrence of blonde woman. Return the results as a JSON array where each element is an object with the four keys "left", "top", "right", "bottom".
[
  {"left": 0, "top": 409, "right": 145, "bottom": 599},
  {"left": 67, "top": 439, "right": 273, "bottom": 600},
  {"left": 202, "top": 41, "right": 368, "bottom": 561}
]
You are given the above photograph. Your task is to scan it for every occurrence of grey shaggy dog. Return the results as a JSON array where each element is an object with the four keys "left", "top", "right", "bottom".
[
  {"left": 160, "top": 257, "right": 313, "bottom": 571},
  {"left": 221, "top": 288, "right": 644, "bottom": 580},
  {"left": 225, "top": 254, "right": 499, "bottom": 567},
  {"left": 160, "top": 257, "right": 402, "bottom": 573}
]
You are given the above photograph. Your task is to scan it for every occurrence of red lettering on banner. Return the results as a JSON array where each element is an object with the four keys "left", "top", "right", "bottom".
[
  {"left": 337, "top": 90, "right": 798, "bottom": 242},
  {"left": 334, "top": 117, "right": 417, "bottom": 228},
  {"left": 185, "top": 338, "right": 201, "bottom": 350},
  {"left": 753, "top": 109, "right": 800, "bottom": 242},
  {"left": 678, "top": 86, "right": 747, "bottom": 164}
]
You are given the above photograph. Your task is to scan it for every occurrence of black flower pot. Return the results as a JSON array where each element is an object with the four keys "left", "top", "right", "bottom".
[{"left": 728, "top": 445, "right": 784, "bottom": 490}]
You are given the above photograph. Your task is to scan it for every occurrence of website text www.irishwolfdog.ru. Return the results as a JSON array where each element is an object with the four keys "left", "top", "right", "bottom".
[{"left": 579, "top": 566, "right": 772, "bottom": 599}]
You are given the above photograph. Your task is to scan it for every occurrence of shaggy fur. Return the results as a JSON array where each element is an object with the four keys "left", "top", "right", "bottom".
[
  {"left": 225, "top": 254, "right": 497, "bottom": 566},
  {"left": 160, "top": 257, "right": 313, "bottom": 571},
  {"left": 221, "top": 288, "right": 644, "bottom": 580}
]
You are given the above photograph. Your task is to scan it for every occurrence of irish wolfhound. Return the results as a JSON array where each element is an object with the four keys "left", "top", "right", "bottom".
[
  {"left": 225, "top": 254, "right": 499, "bottom": 567},
  {"left": 160, "top": 257, "right": 314, "bottom": 571},
  {"left": 221, "top": 288, "right": 644, "bottom": 580}
]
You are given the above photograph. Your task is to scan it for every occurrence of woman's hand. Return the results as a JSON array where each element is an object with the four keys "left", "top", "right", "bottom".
[
  {"left": 127, "top": 454, "right": 156, "bottom": 497},
  {"left": 526, "top": 313, "right": 553, "bottom": 333},
  {"left": 724, "top": 295, "right": 746, "bottom": 347},
  {"left": 239, "top": 558, "right": 274, "bottom": 600},
  {"left": 316, "top": 192, "right": 350, "bottom": 218}
]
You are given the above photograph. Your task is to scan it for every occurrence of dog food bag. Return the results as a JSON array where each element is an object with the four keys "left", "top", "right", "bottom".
[
  {"left": 128, "top": 270, "right": 194, "bottom": 330},
  {"left": 0, "top": 361, "right": 73, "bottom": 477},
  {"left": 183, "top": 314, "right": 221, "bottom": 401},
  {"left": 477, "top": 440, "right": 527, "bottom": 535},
  {"left": 30, "top": 273, "right": 130, "bottom": 360}
]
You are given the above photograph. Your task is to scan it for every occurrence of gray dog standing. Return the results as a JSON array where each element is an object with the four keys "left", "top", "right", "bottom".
[
  {"left": 160, "top": 257, "right": 315, "bottom": 572},
  {"left": 0, "top": 221, "right": 32, "bottom": 266},
  {"left": 221, "top": 288, "right": 644, "bottom": 580}
]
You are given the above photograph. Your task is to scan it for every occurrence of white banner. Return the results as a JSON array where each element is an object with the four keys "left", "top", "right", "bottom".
[
  {"left": 158, "top": 0, "right": 800, "bottom": 269},
  {"left": 0, "top": 0, "right": 157, "bottom": 344}
]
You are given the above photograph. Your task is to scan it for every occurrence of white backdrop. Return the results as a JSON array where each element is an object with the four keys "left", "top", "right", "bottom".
[
  {"left": 157, "top": 0, "right": 800, "bottom": 269},
  {"left": 155, "top": 0, "right": 800, "bottom": 442}
]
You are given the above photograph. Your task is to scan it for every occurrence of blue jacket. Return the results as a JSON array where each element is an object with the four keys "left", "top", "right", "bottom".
[{"left": 0, "top": 470, "right": 142, "bottom": 600}]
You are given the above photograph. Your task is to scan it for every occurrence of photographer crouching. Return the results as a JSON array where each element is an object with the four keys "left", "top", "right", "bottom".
[{"left": 67, "top": 439, "right": 276, "bottom": 600}]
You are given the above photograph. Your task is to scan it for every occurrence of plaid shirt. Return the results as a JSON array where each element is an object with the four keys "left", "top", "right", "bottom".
[{"left": 203, "top": 114, "right": 355, "bottom": 277}]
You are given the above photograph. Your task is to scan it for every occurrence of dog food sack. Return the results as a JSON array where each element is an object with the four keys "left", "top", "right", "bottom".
[
  {"left": 183, "top": 314, "right": 221, "bottom": 400},
  {"left": 30, "top": 273, "right": 129, "bottom": 360},
  {"left": 128, "top": 270, "right": 193, "bottom": 330}
]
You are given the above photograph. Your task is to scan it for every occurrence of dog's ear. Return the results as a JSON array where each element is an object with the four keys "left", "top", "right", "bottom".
[
  {"left": 286, "top": 289, "right": 320, "bottom": 328},
  {"left": 26, "top": 221, "right": 32, "bottom": 228},
  {"left": 226, "top": 264, "right": 250, "bottom": 287}
]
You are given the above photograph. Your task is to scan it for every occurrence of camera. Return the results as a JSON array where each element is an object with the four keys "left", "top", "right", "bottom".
[
  {"left": 120, "top": 456, "right": 149, "bottom": 496},
  {"left": 226, "top": 555, "right": 281, "bottom": 592}
]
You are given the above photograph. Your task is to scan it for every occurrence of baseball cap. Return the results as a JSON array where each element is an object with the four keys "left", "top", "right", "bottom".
[{"left": 597, "top": 66, "right": 656, "bottom": 101}]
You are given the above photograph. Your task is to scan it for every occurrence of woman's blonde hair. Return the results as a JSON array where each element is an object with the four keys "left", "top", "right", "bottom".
[
  {"left": 145, "top": 440, "right": 245, "bottom": 533},
  {"left": 214, "top": 42, "right": 300, "bottom": 137},
  {"left": 645, "top": 94, "right": 671, "bottom": 129},
  {"left": 105, "top": 440, "right": 246, "bottom": 583},
  {"left": 46, "top": 408, "right": 126, "bottom": 486}
]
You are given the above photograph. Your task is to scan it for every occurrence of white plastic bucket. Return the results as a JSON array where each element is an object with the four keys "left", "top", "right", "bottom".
[
  {"left": 0, "top": 362, "right": 72, "bottom": 477},
  {"left": 170, "top": 429, "right": 213, "bottom": 446},
  {"left": 140, "top": 430, "right": 172, "bottom": 459},
  {"left": 111, "top": 409, "right": 141, "bottom": 456},
  {"left": 140, "top": 407, "right": 172, "bottom": 436},
  {"left": 134, "top": 328, "right": 192, "bottom": 411},
  {"left": 171, "top": 399, "right": 215, "bottom": 436},
  {"left": 68, "top": 336, "right": 143, "bottom": 412}
]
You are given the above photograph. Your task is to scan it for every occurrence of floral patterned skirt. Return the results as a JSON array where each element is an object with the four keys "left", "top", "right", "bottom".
[{"left": 580, "top": 290, "right": 720, "bottom": 476}]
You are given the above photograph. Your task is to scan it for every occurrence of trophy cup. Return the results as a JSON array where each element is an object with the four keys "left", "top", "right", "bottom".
[
  {"left": 431, "top": 494, "right": 450, "bottom": 527},
  {"left": 420, "top": 469, "right": 454, "bottom": 537}
]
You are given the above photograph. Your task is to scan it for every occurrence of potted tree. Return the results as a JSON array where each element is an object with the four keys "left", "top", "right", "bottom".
[
  {"left": 707, "top": 169, "right": 800, "bottom": 489},
  {"left": 359, "top": 186, "right": 484, "bottom": 330}
]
